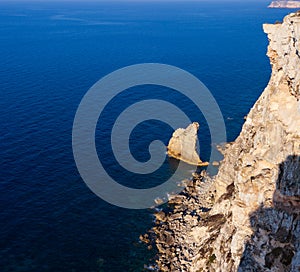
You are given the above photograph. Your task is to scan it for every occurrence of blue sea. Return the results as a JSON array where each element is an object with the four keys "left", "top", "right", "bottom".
[{"left": 0, "top": 1, "right": 292, "bottom": 271}]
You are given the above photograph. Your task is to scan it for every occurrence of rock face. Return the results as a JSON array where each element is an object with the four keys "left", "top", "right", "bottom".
[
  {"left": 167, "top": 122, "right": 208, "bottom": 166},
  {"left": 144, "top": 12, "right": 300, "bottom": 272},
  {"left": 268, "top": 1, "right": 300, "bottom": 8}
]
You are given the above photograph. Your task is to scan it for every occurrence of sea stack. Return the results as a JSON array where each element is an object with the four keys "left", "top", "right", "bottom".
[
  {"left": 167, "top": 122, "right": 208, "bottom": 166},
  {"left": 145, "top": 12, "right": 300, "bottom": 272}
]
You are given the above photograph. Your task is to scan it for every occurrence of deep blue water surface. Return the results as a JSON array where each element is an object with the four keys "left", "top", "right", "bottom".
[{"left": 0, "top": 1, "right": 292, "bottom": 271}]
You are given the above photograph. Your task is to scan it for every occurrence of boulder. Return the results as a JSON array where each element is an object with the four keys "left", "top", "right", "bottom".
[{"left": 167, "top": 122, "right": 208, "bottom": 166}]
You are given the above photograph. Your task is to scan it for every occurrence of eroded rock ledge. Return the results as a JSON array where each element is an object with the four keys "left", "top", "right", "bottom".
[{"left": 143, "top": 12, "right": 300, "bottom": 272}]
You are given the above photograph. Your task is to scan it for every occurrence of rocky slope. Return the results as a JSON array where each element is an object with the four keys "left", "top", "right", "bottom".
[{"left": 144, "top": 12, "right": 300, "bottom": 272}]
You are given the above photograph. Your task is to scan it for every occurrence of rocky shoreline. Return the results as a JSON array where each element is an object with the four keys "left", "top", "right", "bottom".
[
  {"left": 142, "top": 12, "right": 300, "bottom": 272},
  {"left": 141, "top": 171, "right": 216, "bottom": 271}
]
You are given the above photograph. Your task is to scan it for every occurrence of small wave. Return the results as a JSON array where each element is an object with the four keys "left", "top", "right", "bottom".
[{"left": 50, "top": 14, "right": 129, "bottom": 26}]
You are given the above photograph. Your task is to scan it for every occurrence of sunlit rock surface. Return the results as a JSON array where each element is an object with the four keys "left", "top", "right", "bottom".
[
  {"left": 167, "top": 122, "right": 208, "bottom": 166},
  {"left": 144, "top": 12, "right": 300, "bottom": 272}
]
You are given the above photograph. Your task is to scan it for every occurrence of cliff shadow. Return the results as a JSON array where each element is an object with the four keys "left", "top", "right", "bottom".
[{"left": 238, "top": 155, "right": 300, "bottom": 272}]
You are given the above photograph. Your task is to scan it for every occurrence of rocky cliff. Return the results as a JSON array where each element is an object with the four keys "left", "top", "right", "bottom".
[
  {"left": 269, "top": 1, "right": 300, "bottom": 9},
  {"left": 144, "top": 12, "right": 300, "bottom": 272}
]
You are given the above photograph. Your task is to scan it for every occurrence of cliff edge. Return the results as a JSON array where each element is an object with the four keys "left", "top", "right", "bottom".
[{"left": 145, "top": 12, "right": 300, "bottom": 272}]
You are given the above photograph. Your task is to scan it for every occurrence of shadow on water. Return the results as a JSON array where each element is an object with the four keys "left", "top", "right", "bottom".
[{"left": 238, "top": 155, "right": 300, "bottom": 271}]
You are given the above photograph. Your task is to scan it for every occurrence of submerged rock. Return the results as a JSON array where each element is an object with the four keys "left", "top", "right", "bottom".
[{"left": 167, "top": 122, "right": 208, "bottom": 166}]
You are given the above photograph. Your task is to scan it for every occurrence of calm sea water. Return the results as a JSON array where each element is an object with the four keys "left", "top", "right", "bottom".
[{"left": 0, "top": 1, "right": 291, "bottom": 271}]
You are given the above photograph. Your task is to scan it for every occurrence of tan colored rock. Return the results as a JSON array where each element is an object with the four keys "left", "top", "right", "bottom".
[
  {"left": 167, "top": 122, "right": 208, "bottom": 166},
  {"left": 212, "top": 161, "right": 220, "bottom": 166}
]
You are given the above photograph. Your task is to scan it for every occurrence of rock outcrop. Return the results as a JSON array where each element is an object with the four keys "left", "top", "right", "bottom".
[
  {"left": 167, "top": 122, "right": 208, "bottom": 166},
  {"left": 269, "top": 1, "right": 300, "bottom": 8},
  {"left": 144, "top": 12, "right": 300, "bottom": 272}
]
